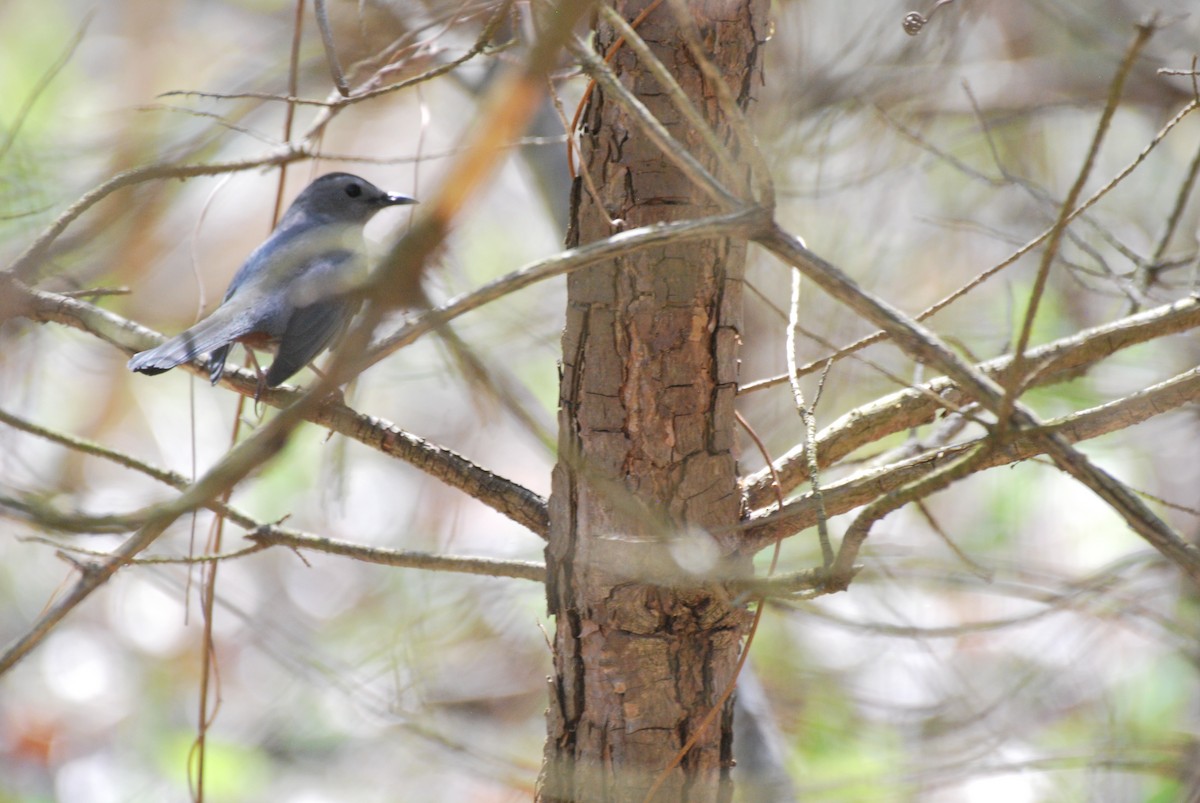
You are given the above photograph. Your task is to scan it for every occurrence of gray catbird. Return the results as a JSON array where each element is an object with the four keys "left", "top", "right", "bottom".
[{"left": 128, "top": 172, "right": 416, "bottom": 387}]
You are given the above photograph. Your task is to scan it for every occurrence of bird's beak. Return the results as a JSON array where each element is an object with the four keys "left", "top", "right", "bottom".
[{"left": 383, "top": 193, "right": 418, "bottom": 206}]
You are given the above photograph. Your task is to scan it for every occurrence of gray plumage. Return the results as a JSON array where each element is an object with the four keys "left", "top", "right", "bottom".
[{"left": 129, "top": 172, "right": 416, "bottom": 387}]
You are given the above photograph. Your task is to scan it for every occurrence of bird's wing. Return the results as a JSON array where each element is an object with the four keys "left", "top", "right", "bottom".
[{"left": 263, "top": 296, "right": 356, "bottom": 387}]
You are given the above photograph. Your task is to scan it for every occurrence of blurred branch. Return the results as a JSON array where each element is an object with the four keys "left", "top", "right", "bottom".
[
  {"left": 598, "top": 4, "right": 751, "bottom": 201},
  {"left": 0, "top": 370, "right": 334, "bottom": 674},
  {"left": 1139, "top": 116, "right": 1200, "bottom": 302},
  {"left": 367, "top": 207, "right": 767, "bottom": 363},
  {"left": 4, "top": 152, "right": 306, "bottom": 282},
  {"left": 0, "top": 11, "right": 94, "bottom": 164},
  {"left": 18, "top": 535, "right": 266, "bottom": 565},
  {"left": 314, "top": 0, "right": 351, "bottom": 97},
  {"left": 0, "top": 406, "right": 187, "bottom": 490},
  {"left": 779, "top": 552, "right": 1162, "bottom": 639},
  {"left": 302, "top": 0, "right": 515, "bottom": 141},
  {"left": 327, "top": 0, "right": 513, "bottom": 105},
  {"left": 742, "top": 295, "right": 1200, "bottom": 508},
  {"left": 158, "top": 1, "right": 513, "bottom": 111},
  {"left": 9, "top": 505, "right": 544, "bottom": 582}
]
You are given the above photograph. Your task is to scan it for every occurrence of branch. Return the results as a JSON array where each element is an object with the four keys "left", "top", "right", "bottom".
[
  {"left": 366, "top": 207, "right": 768, "bottom": 364},
  {"left": 754, "top": 225, "right": 1200, "bottom": 584},
  {"left": 0, "top": 12, "right": 94, "bottom": 163},
  {"left": 661, "top": 0, "right": 774, "bottom": 207},
  {"left": 741, "top": 364, "right": 1200, "bottom": 550},
  {"left": 246, "top": 528, "right": 545, "bottom": 582},
  {"left": 598, "top": 4, "right": 752, "bottom": 202},
  {"left": 4, "top": 210, "right": 771, "bottom": 538},
  {"left": 741, "top": 295, "right": 1200, "bottom": 508},
  {"left": 826, "top": 443, "right": 995, "bottom": 590}
]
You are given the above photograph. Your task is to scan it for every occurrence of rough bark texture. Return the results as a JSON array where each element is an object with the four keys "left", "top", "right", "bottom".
[{"left": 539, "top": 2, "right": 768, "bottom": 801}]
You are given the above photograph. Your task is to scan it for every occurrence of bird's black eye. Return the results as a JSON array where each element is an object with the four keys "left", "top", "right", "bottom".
[{"left": 345, "top": 183, "right": 362, "bottom": 198}]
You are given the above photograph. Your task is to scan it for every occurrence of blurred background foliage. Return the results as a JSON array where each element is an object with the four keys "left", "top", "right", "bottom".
[{"left": 1, "top": 0, "right": 1199, "bottom": 801}]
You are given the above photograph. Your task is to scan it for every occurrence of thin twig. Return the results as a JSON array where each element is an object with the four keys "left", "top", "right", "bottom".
[
  {"left": 741, "top": 93, "right": 1200, "bottom": 393},
  {"left": 1139, "top": 115, "right": 1200, "bottom": 303},
  {"left": 301, "top": 0, "right": 514, "bottom": 143},
  {"left": 1003, "top": 19, "right": 1159, "bottom": 428},
  {"left": 6, "top": 153, "right": 305, "bottom": 281},
  {"left": 315, "top": 0, "right": 351, "bottom": 96},
  {"left": 245, "top": 529, "right": 546, "bottom": 581},
  {"left": 786, "top": 269, "right": 833, "bottom": 566}
]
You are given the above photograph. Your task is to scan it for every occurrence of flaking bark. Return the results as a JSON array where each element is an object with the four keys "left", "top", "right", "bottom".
[{"left": 539, "top": 2, "right": 768, "bottom": 801}]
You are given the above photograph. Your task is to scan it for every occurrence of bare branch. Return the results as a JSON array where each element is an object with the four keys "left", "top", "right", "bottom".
[
  {"left": 742, "top": 364, "right": 1200, "bottom": 550},
  {"left": 662, "top": 0, "right": 774, "bottom": 207},
  {"left": 246, "top": 528, "right": 545, "bottom": 582},
  {"left": 742, "top": 295, "right": 1200, "bottom": 507},
  {"left": 0, "top": 374, "right": 331, "bottom": 675},
  {"left": 755, "top": 225, "right": 1200, "bottom": 584},
  {"left": 367, "top": 207, "right": 768, "bottom": 363}
]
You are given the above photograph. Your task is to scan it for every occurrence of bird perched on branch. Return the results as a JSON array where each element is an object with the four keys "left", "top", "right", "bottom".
[{"left": 128, "top": 172, "right": 417, "bottom": 389}]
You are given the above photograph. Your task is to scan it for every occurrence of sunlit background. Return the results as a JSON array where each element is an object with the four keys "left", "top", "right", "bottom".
[{"left": 2, "top": 0, "right": 1199, "bottom": 801}]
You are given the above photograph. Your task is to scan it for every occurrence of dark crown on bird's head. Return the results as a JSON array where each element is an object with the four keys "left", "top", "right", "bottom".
[{"left": 283, "top": 172, "right": 418, "bottom": 225}]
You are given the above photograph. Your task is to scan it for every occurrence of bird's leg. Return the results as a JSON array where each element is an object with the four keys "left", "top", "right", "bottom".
[{"left": 243, "top": 350, "right": 269, "bottom": 407}]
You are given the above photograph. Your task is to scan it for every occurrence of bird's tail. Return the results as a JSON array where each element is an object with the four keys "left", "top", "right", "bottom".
[{"left": 128, "top": 312, "right": 251, "bottom": 382}]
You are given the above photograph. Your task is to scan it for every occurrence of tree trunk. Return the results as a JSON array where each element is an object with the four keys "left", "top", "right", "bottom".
[{"left": 539, "top": 2, "right": 768, "bottom": 801}]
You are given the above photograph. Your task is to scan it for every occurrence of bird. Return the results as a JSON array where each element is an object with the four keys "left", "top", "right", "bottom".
[{"left": 128, "top": 172, "right": 416, "bottom": 389}]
